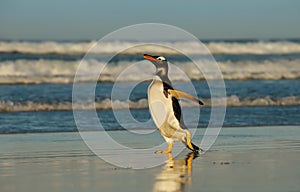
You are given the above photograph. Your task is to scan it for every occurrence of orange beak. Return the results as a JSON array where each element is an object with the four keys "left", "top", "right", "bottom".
[{"left": 144, "top": 54, "right": 156, "bottom": 61}]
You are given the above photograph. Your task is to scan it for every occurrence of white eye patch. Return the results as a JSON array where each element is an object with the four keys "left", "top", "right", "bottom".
[{"left": 157, "top": 56, "right": 166, "bottom": 61}]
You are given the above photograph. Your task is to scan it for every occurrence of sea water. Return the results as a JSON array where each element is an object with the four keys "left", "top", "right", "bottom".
[{"left": 0, "top": 39, "right": 300, "bottom": 133}]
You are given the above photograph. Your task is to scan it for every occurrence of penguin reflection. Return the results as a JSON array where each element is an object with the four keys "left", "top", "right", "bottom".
[{"left": 153, "top": 152, "right": 198, "bottom": 192}]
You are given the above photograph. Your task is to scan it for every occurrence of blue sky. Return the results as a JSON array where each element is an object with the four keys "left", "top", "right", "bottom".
[{"left": 0, "top": 0, "right": 300, "bottom": 40}]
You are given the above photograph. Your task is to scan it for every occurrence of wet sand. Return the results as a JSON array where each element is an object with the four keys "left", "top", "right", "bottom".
[{"left": 0, "top": 126, "right": 299, "bottom": 192}]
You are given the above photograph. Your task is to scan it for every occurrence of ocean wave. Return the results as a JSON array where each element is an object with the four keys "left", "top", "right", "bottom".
[
  {"left": 0, "top": 59, "right": 81, "bottom": 84},
  {"left": 0, "top": 58, "right": 300, "bottom": 84},
  {"left": 1, "top": 40, "right": 300, "bottom": 55},
  {"left": 0, "top": 96, "right": 299, "bottom": 112},
  {"left": 207, "top": 41, "right": 300, "bottom": 55}
]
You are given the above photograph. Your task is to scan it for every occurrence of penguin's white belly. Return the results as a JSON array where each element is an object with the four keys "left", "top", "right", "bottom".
[{"left": 148, "top": 78, "right": 181, "bottom": 136}]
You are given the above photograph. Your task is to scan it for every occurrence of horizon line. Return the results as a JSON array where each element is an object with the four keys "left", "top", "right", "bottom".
[{"left": 1, "top": 37, "right": 300, "bottom": 42}]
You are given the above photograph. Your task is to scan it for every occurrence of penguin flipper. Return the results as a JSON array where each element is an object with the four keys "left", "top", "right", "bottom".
[{"left": 168, "top": 89, "right": 204, "bottom": 105}]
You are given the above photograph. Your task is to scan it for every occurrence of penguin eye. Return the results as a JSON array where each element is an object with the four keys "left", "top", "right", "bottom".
[{"left": 157, "top": 56, "right": 166, "bottom": 61}]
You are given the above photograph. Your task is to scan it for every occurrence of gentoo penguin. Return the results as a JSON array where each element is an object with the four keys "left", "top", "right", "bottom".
[{"left": 144, "top": 54, "right": 203, "bottom": 154}]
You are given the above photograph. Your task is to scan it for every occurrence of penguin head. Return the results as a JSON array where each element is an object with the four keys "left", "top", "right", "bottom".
[{"left": 144, "top": 54, "right": 168, "bottom": 76}]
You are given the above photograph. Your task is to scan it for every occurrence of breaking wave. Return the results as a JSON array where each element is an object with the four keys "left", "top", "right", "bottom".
[
  {"left": 0, "top": 96, "right": 299, "bottom": 112},
  {"left": 0, "top": 58, "right": 300, "bottom": 84},
  {"left": 1, "top": 40, "right": 300, "bottom": 55}
]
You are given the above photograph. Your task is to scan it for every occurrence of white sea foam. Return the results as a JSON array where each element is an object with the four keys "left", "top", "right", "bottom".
[
  {"left": 207, "top": 41, "right": 300, "bottom": 55},
  {"left": 1, "top": 96, "right": 299, "bottom": 112},
  {"left": 0, "top": 41, "right": 97, "bottom": 55},
  {"left": 1, "top": 40, "right": 300, "bottom": 55},
  {"left": 0, "top": 58, "right": 300, "bottom": 84}
]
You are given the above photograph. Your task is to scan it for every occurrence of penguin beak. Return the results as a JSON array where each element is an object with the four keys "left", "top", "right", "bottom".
[{"left": 144, "top": 54, "right": 156, "bottom": 61}]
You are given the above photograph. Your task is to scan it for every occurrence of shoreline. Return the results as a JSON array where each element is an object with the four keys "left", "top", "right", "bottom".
[
  {"left": 0, "top": 125, "right": 299, "bottom": 192},
  {"left": 0, "top": 126, "right": 300, "bottom": 192},
  {"left": 0, "top": 124, "right": 299, "bottom": 135}
]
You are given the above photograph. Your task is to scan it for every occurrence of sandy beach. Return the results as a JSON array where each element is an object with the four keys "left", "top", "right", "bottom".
[{"left": 1, "top": 125, "right": 299, "bottom": 192}]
